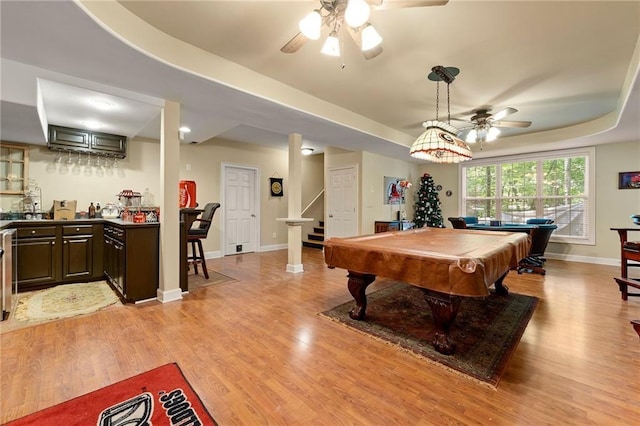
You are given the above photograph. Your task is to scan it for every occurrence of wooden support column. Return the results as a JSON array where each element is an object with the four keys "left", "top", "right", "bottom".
[{"left": 157, "top": 100, "right": 182, "bottom": 303}]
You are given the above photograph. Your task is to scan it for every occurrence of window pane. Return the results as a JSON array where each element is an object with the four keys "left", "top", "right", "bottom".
[
  {"left": 543, "top": 157, "right": 585, "bottom": 196},
  {"left": 501, "top": 197, "right": 537, "bottom": 223},
  {"left": 501, "top": 161, "right": 536, "bottom": 197},
  {"left": 465, "top": 199, "right": 495, "bottom": 220},
  {"left": 466, "top": 165, "right": 496, "bottom": 197},
  {"left": 542, "top": 197, "right": 587, "bottom": 238}
]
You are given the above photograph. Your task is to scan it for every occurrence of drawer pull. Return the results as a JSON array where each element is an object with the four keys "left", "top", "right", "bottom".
[
  {"left": 31, "top": 230, "right": 36, "bottom": 235},
  {"left": 76, "top": 227, "right": 80, "bottom": 232}
]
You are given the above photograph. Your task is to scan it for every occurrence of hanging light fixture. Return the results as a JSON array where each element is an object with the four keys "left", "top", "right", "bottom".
[
  {"left": 344, "top": 0, "right": 370, "bottom": 28},
  {"left": 361, "top": 23, "right": 383, "bottom": 51},
  {"left": 299, "top": 10, "right": 322, "bottom": 40},
  {"left": 321, "top": 31, "right": 341, "bottom": 56},
  {"left": 410, "top": 66, "right": 473, "bottom": 163}
]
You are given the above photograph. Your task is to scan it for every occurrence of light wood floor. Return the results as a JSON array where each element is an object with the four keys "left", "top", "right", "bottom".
[{"left": 1, "top": 248, "right": 639, "bottom": 425}]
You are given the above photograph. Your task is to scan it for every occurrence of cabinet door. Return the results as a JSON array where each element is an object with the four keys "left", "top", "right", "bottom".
[
  {"left": 104, "top": 235, "right": 125, "bottom": 296},
  {"left": 16, "top": 237, "right": 59, "bottom": 290},
  {"left": 62, "top": 235, "right": 93, "bottom": 280},
  {"left": 48, "top": 125, "right": 90, "bottom": 150},
  {"left": 91, "top": 132, "right": 126, "bottom": 158}
]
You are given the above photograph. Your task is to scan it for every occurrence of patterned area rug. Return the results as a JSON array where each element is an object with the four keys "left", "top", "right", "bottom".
[
  {"left": 321, "top": 283, "right": 538, "bottom": 387},
  {"left": 1, "top": 282, "right": 121, "bottom": 333}
]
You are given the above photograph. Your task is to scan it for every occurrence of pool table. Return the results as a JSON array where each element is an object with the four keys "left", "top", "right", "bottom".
[{"left": 324, "top": 227, "right": 530, "bottom": 354}]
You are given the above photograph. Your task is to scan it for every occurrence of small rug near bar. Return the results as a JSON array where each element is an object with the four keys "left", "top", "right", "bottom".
[
  {"left": 320, "top": 282, "right": 538, "bottom": 387},
  {"left": 5, "top": 363, "right": 217, "bottom": 426},
  {"left": 14, "top": 281, "right": 120, "bottom": 323}
]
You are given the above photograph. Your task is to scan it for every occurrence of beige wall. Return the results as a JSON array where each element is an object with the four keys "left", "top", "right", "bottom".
[{"left": 361, "top": 151, "right": 420, "bottom": 234}]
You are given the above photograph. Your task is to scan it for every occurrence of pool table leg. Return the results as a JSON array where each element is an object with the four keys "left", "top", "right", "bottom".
[
  {"left": 494, "top": 271, "right": 510, "bottom": 296},
  {"left": 347, "top": 272, "right": 377, "bottom": 320},
  {"left": 422, "top": 290, "right": 462, "bottom": 355}
]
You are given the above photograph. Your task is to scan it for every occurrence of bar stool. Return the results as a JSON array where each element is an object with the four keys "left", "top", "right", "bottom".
[{"left": 187, "top": 202, "right": 220, "bottom": 279}]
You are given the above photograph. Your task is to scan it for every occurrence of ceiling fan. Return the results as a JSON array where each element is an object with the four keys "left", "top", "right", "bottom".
[
  {"left": 455, "top": 107, "right": 532, "bottom": 146},
  {"left": 281, "top": 0, "right": 449, "bottom": 60}
]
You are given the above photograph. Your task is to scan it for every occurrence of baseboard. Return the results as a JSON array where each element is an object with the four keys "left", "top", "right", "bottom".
[
  {"left": 259, "top": 244, "right": 288, "bottom": 252},
  {"left": 203, "top": 250, "right": 223, "bottom": 259},
  {"left": 545, "top": 253, "right": 619, "bottom": 266},
  {"left": 286, "top": 263, "right": 304, "bottom": 273},
  {"left": 156, "top": 288, "right": 183, "bottom": 303}
]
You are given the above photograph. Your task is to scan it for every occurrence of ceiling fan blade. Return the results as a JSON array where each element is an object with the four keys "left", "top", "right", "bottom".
[
  {"left": 371, "top": 0, "right": 449, "bottom": 10},
  {"left": 280, "top": 32, "right": 308, "bottom": 54},
  {"left": 492, "top": 120, "right": 532, "bottom": 128},
  {"left": 346, "top": 25, "right": 383, "bottom": 60},
  {"left": 490, "top": 107, "right": 518, "bottom": 122}
]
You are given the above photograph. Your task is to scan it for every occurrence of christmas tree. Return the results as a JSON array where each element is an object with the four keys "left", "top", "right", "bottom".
[{"left": 413, "top": 173, "right": 445, "bottom": 228}]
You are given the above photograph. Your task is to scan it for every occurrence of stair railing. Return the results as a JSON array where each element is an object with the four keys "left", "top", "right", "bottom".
[{"left": 302, "top": 189, "right": 324, "bottom": 216}]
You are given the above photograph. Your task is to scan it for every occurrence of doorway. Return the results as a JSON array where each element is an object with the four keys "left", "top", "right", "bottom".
[
  {"left": 222, "top": 164, "right": 259, "bottom": 256},
  {"left": 326, "top": 165, "right": 358, "bottom": 238}
]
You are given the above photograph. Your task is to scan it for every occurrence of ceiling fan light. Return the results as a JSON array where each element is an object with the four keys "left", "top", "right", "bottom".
[
  {"left": 321, "top": 33, "right": 341, "bottom": 56},
  {"left": 345, "top": 0, "right": 370, "bottom": 28},
  {"left": 299, "top": 10, "right": 322, "bottom": 40},
  {"left": 465, "top": 129, "right": 477, "bottom": 143},
  {"left": 361, "top": 24, "right": 382, "bottom": 51},
  {"left": 487, "top": 126, "right": 501, "bottom": 141}
]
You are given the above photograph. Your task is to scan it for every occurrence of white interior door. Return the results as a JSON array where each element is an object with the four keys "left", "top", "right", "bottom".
[
  {"left": 327, "top": 166, "right": 358, "bottom": 238},
  {"left": 224, "top": 165, "right": 257, "bottom": 255}
]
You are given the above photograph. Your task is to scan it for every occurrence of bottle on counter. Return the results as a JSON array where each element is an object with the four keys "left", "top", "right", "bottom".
[{"left": 88, "top": 202, "right": 96, "bottom": 218}]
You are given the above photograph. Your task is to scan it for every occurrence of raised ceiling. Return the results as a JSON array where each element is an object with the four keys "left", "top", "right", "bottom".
[{"left": 1, "top": 0, "right": 639, "bottom": 160}]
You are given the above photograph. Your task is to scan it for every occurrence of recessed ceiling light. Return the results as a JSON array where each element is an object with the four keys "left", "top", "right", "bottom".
[
  {"left": 179, "top": 126, "right": 191, "bottom": 133},
  {"left": 82, "top": 120, "right": 103, "bottom": 130},
  {"left": 91, "top": 99, "right": 114, "bottom": 110}
]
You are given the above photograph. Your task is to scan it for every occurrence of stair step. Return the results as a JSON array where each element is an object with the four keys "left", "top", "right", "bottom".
[
  {"left": 313, "top": 226, "right": 324, "bottom": 234},
  {"left": 303, "top": 240, "right": 324, "bottom": 249},
  {"left": 308, "top": 232, "right": 324, "bottom": 241}
]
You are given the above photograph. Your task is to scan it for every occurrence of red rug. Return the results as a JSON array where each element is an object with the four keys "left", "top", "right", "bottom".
[{"left": 6, "top": 363, "right": 217, "bottom": 425}]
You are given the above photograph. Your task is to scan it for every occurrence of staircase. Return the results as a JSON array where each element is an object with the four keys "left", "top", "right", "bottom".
[{"left": 303, "top": 220, "right": 324, "bottom": 249}]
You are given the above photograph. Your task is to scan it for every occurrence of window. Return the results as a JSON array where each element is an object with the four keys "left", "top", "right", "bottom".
[
  {"left": 0, "top": 143, "right": 29, "bottom": 194},
  {"left": 461, "top": 147, "right": 595, "bottom": 245}
]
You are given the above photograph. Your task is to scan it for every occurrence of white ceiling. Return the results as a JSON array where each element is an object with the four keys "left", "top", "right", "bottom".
[{"left": 1, "top": 0, "right": 639, "bottom": 161}]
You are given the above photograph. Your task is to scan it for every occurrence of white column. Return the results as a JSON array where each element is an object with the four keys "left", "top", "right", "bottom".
[
  {"left": 157, "top": 100, "right": 182, "bottom": 302},
  {"left": 287, "top": 133, "right": 304, "bottom": 273}
]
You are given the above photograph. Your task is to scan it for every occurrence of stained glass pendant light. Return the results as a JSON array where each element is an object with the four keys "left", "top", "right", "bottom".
[{"left": 410, "top": 66, "right": 472, "bottom": 163}]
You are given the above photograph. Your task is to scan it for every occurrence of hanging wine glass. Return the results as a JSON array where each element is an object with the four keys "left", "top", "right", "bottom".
[
  {"left": 66, "top": 150, "right": 73, "bottom": 165},
  {"left": 55, "top": 149, "right": 62, "bottom": 164},
  {"left": 113, "top": 156, "right": 119, "bottom": 169}
]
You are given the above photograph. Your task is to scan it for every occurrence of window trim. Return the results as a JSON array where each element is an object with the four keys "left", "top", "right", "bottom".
[{"left": 460, "top": 146, "right": 596, "bottom": 245}]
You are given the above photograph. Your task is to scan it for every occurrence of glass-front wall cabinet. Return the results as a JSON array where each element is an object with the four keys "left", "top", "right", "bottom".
[{"left": 0, "top": 143, "right": 29, "bottom": 194}]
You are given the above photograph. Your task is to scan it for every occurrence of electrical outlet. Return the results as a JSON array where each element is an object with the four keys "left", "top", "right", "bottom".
[
  {"left": 186, "top": 163, "right": 191, "bottom": 171},
  {"left": 272, "top": 232, "right": 277, "bottom": 239}
]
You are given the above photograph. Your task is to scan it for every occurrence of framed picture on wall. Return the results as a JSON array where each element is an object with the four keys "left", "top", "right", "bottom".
[{"left": 618, "top": 171, "right": 640, "bottom": 189}]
